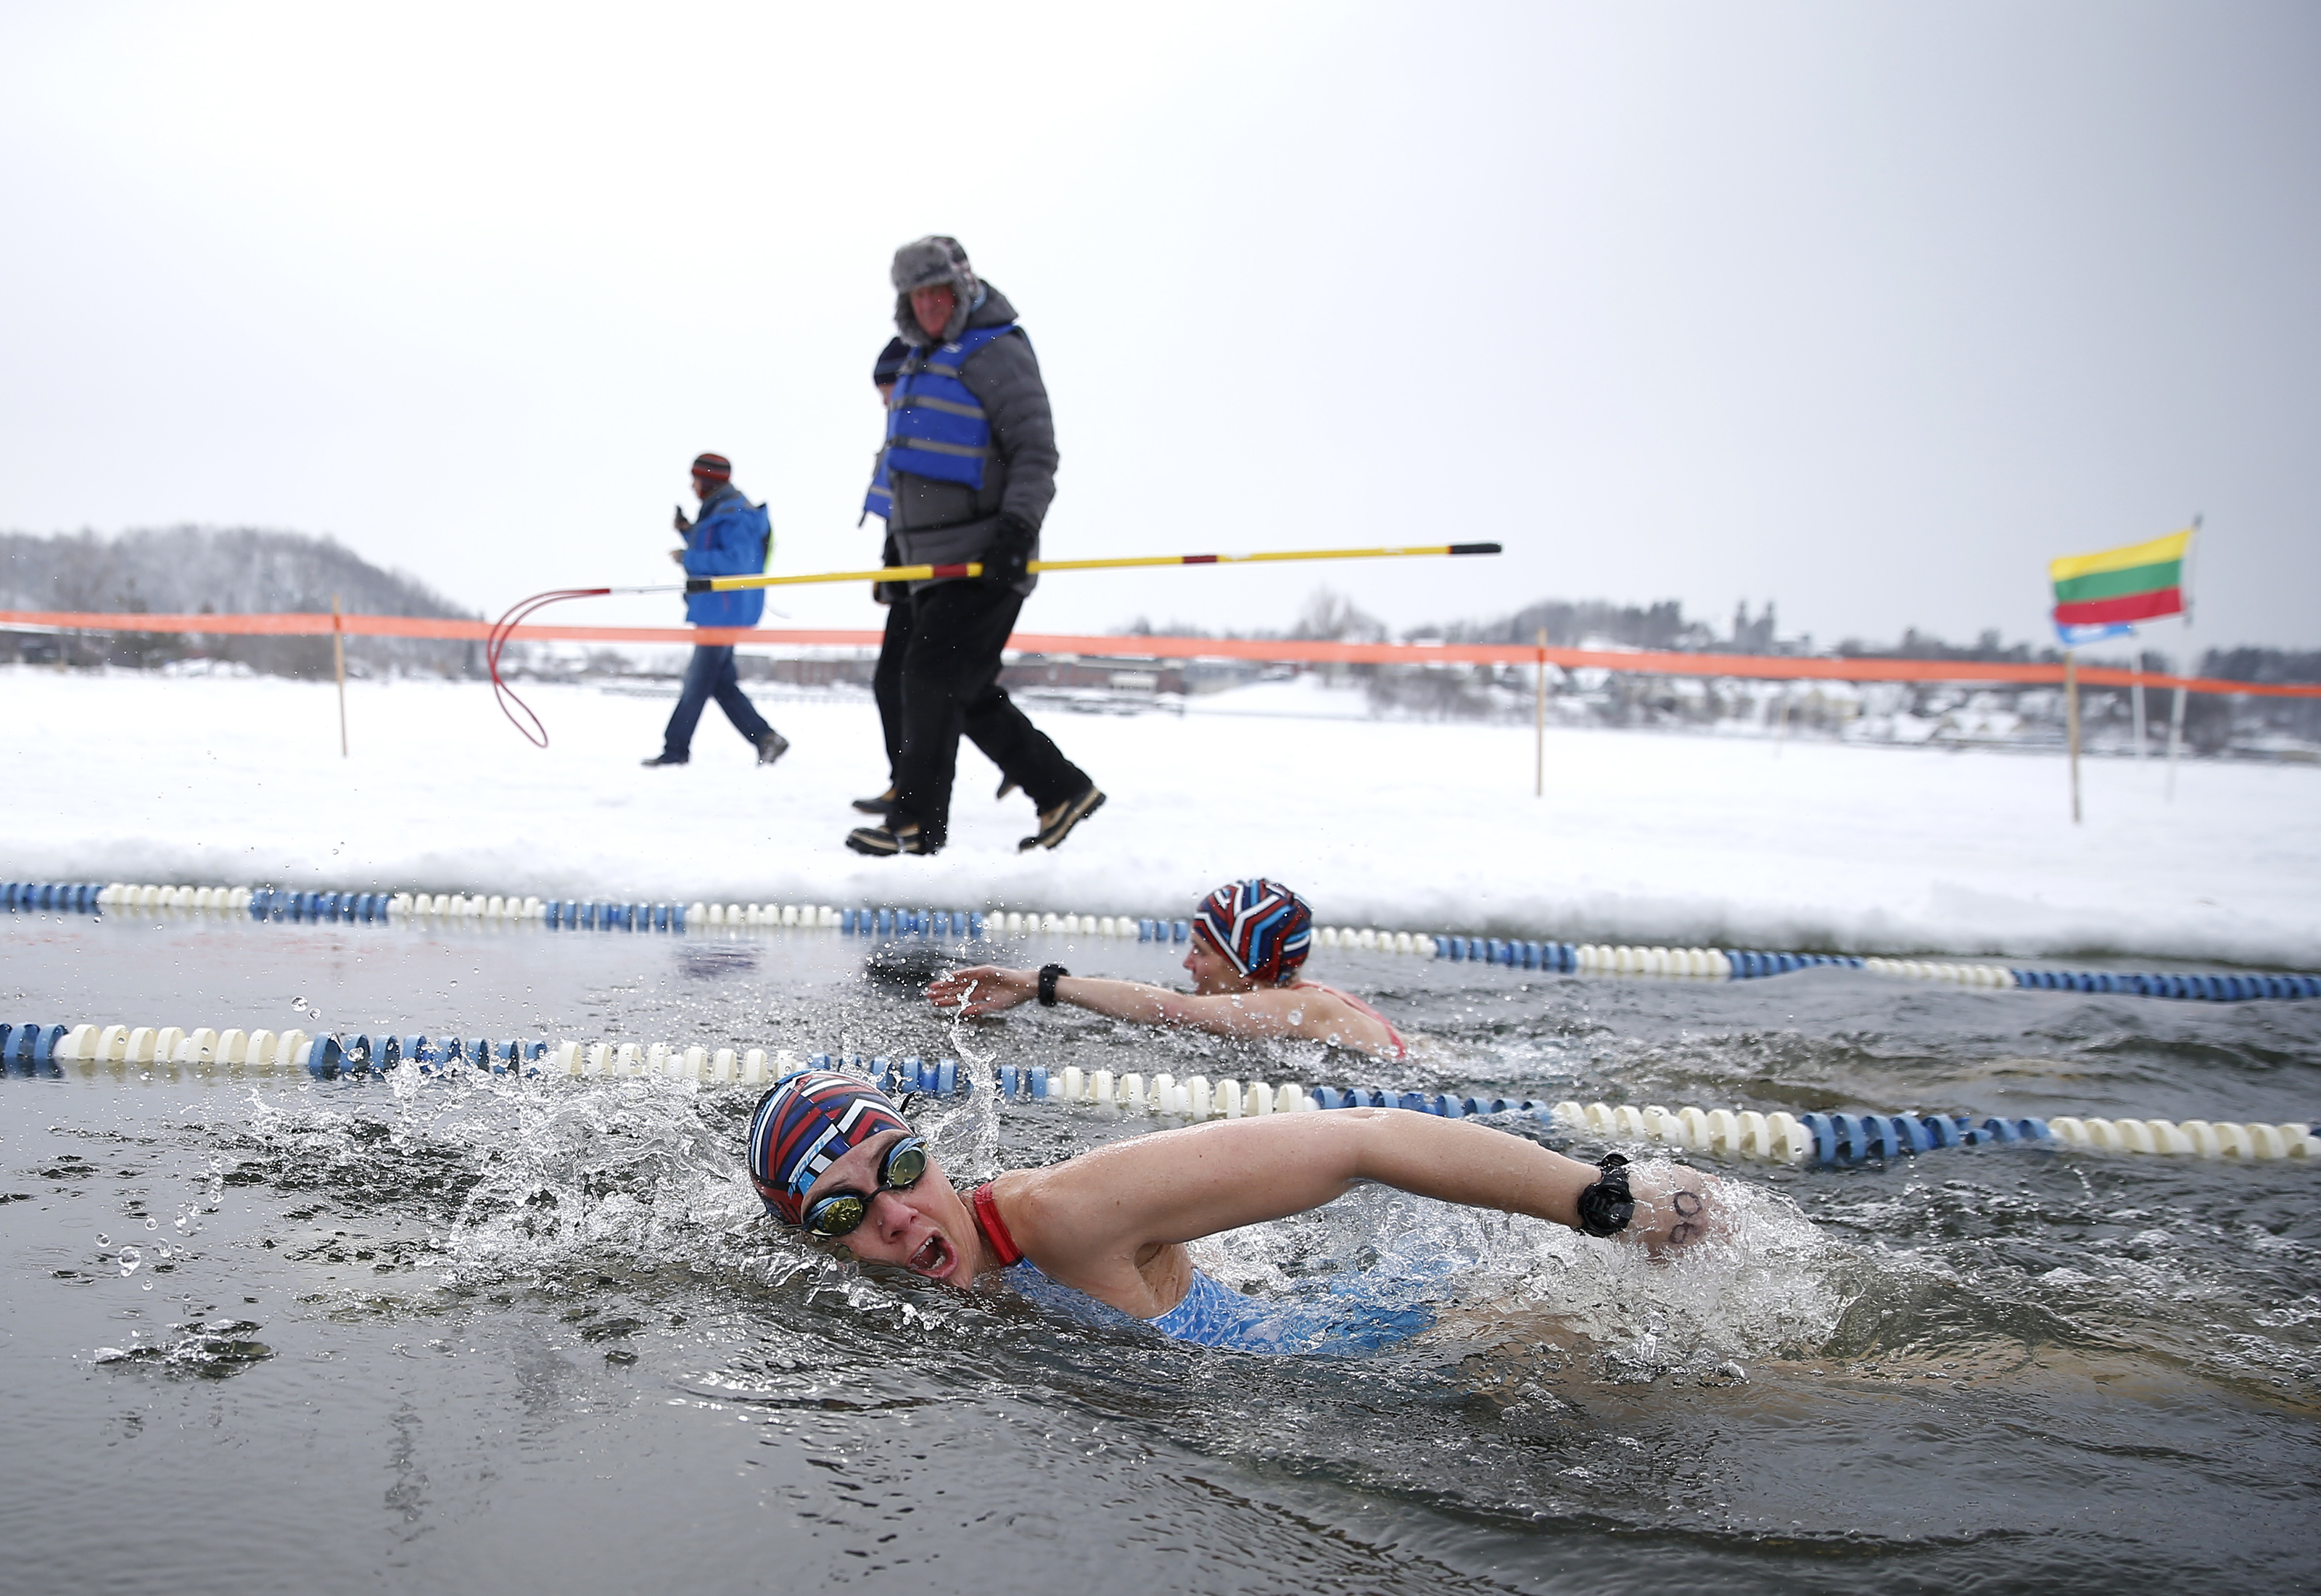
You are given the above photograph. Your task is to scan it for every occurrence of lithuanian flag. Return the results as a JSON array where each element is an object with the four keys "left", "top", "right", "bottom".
[{"left": 2050, "top": 529, "right": 2190, "bottom": 629}]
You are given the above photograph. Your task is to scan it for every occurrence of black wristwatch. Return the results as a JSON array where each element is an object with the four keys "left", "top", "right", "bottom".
[
  {"left": 1037, "top": 964, "right": 1069, "bottom": 1006},
  {"left": 1574, "top": 1153, "right": 1636, "bottom": 1237}
]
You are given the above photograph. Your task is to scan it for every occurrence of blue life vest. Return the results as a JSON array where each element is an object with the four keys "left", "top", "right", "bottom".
[
  {"left": 880, "top": 324, "right": 1019, "bottom": 492},
  {"left": 861, "top": 446, "right": 891, "bottom": 521}
]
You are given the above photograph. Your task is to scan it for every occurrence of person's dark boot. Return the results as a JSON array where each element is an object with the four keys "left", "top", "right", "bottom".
[
  {"left": 757, "top": 731, "right": 791, "bottom": 766},
  {"left": 846, "top": 821, "right": 939, "bottom": 856},
  {"left": 852, "top": 785, "right": 898, "bottom": 815},
  {"left": 1019, "top": 786, "right": 1105, "bottom": 852},
  {"left": 640, "top": 753, "right": 688, "bottom": 767}
]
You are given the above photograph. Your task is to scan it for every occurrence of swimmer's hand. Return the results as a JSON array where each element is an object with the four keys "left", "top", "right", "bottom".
[
  {"left": 1623, "top": 1165, "right": 1724, "bottom": 1255},
  {"left": 927, "top": 964, "right": 1034, "bottom": 1016}
]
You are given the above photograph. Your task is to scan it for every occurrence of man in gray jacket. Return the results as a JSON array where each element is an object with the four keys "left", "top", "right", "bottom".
[{"left": 846, "top": 236, "right": 1102, "bottom": 858}]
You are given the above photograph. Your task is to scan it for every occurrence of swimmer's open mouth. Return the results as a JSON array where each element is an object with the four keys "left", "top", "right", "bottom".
[{"left": 910, "top": 1234, "right": 952, "bottom": 1277}]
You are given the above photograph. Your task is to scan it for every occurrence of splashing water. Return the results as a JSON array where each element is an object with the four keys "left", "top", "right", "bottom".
[{"left": 944, "top": 975, "right": 1003, "bottom": 1178}]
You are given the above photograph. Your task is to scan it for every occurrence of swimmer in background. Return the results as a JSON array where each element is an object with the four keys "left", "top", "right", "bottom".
[
  {"left": 926, "top": 879, "right": 1409, "bottom": 1060},
  {"left": 748, "top": 1070, "right": 1720, "bottom": 1355}
]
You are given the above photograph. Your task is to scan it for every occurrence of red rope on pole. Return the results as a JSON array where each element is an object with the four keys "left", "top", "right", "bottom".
[{"left": 487, "top": 588, "right": 612, "bottom": 747}]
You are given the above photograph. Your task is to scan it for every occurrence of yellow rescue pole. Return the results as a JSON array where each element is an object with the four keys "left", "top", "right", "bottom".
[
  {"left": 490, "top": 541, "right": 1501, "bottom": 748},
  {"left": 685, "top": 541, "right": 1503, "bottom": 594}
]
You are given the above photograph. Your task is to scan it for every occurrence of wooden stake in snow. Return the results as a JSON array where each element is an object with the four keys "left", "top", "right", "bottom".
[
  {"left": 332, "top": 593, "right": 349, "bottom": 758},
  {"left": 1534, "top": 627, "right": 1547, "bottom": 798}
]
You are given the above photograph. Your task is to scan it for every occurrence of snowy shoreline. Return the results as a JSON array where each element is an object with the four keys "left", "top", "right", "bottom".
[{"left": 4, "top": 666, "right": 2315, "bottom": 967}]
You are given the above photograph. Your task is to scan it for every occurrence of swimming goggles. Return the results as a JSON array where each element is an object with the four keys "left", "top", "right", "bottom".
[{"left": 801, "top": 1137, "right": 928, "bottom": 1239}]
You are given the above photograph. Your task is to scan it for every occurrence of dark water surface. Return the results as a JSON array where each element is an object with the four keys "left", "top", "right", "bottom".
[{"left": 3, "top": 912, "right": 2317, "bottom": 1595}]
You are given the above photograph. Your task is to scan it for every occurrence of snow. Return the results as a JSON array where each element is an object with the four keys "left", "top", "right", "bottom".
[{"left": 4, "top": 665, "right": 2317, "bottom": 967}]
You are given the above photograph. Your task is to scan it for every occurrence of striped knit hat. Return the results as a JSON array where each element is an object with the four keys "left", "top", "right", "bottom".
[
  {"left": 691, "top": 452, "right": 732, "bottom": 481},
  {"left": 1192, "top": 879, "right": 1314, "bottom": 987},
  {"left": 746, "top": 1070, "right": 912, "bottom": 1225}
]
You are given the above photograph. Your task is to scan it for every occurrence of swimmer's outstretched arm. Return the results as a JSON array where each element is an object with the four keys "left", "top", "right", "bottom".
[
  {"left": 929, "top": 964, "right": 1320, "bottom": 1041},
  {"left": 1007, "top": 1109, "right": 1718, "bottom": 1285}
]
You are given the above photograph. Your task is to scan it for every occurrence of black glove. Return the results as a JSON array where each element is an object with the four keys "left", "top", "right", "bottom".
[
  {"left": 984, "top": 512, "right": 1037, "bottom": 587},
  {"left": 873, "top": 533, "right": 903, "bottom": 605}
]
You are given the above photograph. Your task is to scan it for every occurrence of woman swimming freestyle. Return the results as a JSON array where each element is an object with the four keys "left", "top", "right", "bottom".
[
  {"left": 927, "top": 879, "right": 1409, "bottom": 1059},
  {"left": 746, "top": 1070, "right": 1721, "bottom": 1355}
]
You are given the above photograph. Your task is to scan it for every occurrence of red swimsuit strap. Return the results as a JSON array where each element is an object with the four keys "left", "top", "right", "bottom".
[
  {"left": 971, "top": 1183, "right": 1024, "bottom": 1267},
  {"left": 1293, "top": 980, "right": 1409, "bottom": 1057}
]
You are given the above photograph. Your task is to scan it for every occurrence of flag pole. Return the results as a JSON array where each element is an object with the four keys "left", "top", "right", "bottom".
[
  {"left": 1533, "top": 627, "right": 1546, "bottom": 798},
  {"left": 2166, "top": 513, "right": 2200, "bottom": 801},
  {"left": 2065, "top": 649, "right": 2082, "bottom": 824}
]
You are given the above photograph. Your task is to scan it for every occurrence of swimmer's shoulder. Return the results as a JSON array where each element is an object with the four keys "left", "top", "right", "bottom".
[
  {"left": 994, "top": 1157, "right": 1192, "bottom": 1318},
  {"left": 1287, "top": 979, "right": 1406, "bottom": 1056}
]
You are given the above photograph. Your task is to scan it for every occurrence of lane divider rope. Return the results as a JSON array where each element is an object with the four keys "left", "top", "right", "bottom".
[
  {"left": 4, "top": 1022, "right": 2312, "bottom": 1165},
  {"left": 9, "top": 881, "right": 2317, "bottom": 1004}
]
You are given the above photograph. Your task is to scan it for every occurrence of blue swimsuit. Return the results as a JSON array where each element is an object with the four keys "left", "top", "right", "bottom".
[
  {"left": 973, "top": 1177, "right": 1438, "bottom": 1355},
  {"left": 1002, "top": 1258, "right": 1438, "bottom": 1356}
]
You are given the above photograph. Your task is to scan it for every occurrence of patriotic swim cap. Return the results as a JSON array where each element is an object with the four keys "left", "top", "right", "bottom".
[
  {"left": 1192, "top": 879, "right": 1314, "bottom": 986},
  {"left": 746, "top": 1070, "right": 912, "bottom": 1225}
]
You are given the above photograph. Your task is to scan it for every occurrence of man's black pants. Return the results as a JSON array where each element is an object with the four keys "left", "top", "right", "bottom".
[
  {"left": 889, "top": 581, "right": 1088, "bottom": 845},
  {"left": 875, "top": 595, "right": 1030, "bottom": 793},
  {"left": 874, "top": 600, "right": 911, "bottom": 780}
]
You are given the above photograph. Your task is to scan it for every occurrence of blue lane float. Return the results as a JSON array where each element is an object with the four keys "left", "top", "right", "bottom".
[
  {"left": 1, "top": 1022, "right": 69, "bottom": 1077},
  {"left": 2, "top": 882, "right": 104, "bottom": 914},
  {"left": 837, "top": 908, "right": 989, "bottom": 940}
]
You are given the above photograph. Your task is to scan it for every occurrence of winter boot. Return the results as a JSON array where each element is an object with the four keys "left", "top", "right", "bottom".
[
  {"left": 1018, "top": 786, "right": 1105, "bottom": 852},
  {"left": 846, "top": 822, "right": 939, "bottom": 857}
]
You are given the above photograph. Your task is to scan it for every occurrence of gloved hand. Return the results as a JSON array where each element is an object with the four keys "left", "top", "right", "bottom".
[
  {"left": 672, "top": 504, "right": 694, "bottom": 535},
  {"left": 984, "top": 513, "right": 1037, "bottom": 587},
  {"left": 873, "top": 533, "right": 903, "bottom": 605}
]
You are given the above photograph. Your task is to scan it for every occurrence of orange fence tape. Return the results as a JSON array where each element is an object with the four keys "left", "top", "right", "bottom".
[{"left": 4, "top": 609, "right": 2317, "bottom": 699}]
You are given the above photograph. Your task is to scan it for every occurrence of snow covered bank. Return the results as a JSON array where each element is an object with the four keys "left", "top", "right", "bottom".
[{"left": 4, "top": 666, "right": 2316, "bottom": 966}]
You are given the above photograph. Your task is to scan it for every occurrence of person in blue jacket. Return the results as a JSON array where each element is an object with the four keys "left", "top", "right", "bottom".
[{"left": 642, "top": 452, "right": 790, "bottom": 769}]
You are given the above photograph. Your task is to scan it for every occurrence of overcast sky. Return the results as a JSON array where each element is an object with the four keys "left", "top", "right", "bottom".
[{"left": 2, "top": 1, "right": 2313, "bottom": 652}]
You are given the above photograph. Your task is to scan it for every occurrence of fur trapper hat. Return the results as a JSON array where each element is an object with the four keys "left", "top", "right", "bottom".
[{"left": 891, "top": 235, "right": 980, "bottom": 346}]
